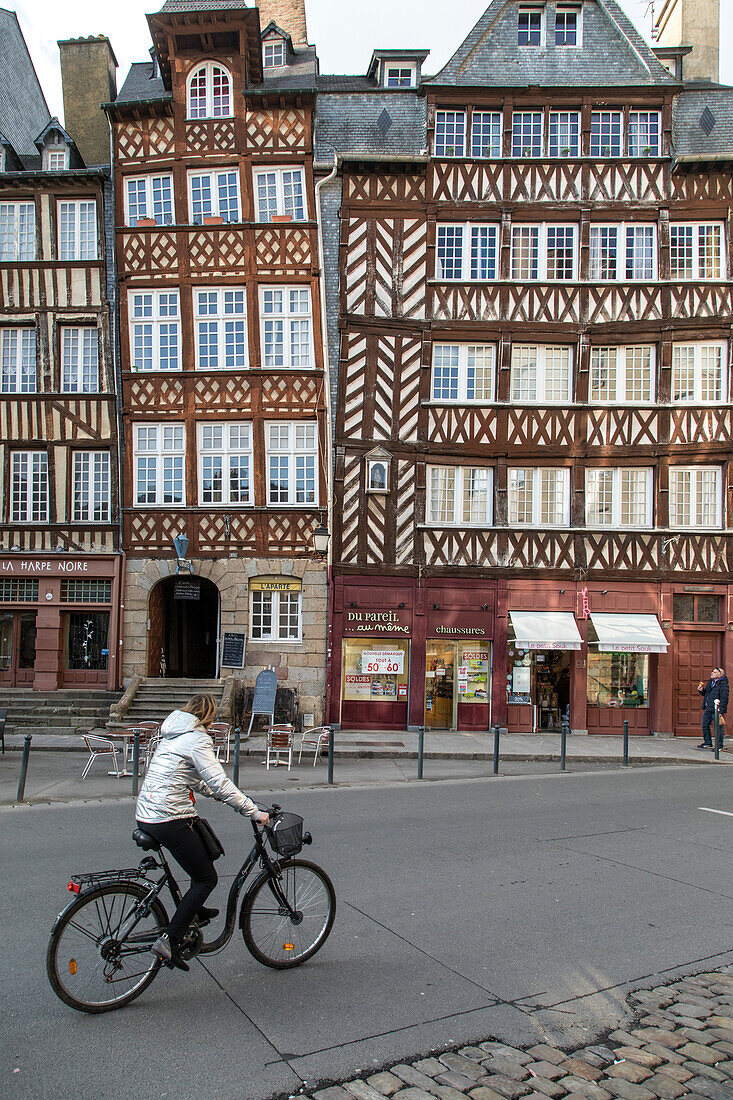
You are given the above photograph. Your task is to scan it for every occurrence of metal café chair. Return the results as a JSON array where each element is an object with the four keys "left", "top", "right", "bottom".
[
  {"left": 265, "top": 725, "right": 294, "bottom": 770},
  {"left": 210, "top": 721, "right": 232, "bottom": 763},
  {"left": 298, "top": 726, "right": 331, "bottom": 766},
  {"left": 81, "top": 735, "right": 121, "bottom": 779}
]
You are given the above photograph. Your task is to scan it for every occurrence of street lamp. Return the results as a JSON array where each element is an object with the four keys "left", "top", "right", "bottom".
[
  {"left": 312, "top": 523, "right": 330, "bottom": 561},
  {"left": 172, "top": 532, "right": 193, "bottom": 574}
]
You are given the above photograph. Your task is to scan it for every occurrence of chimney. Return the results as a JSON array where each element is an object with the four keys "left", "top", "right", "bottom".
[
  {"left": 655, "top": 0, "right": 720, "bottom": 83},
  {"left": 58, "top": 36, "right": 118, "bottom": 167},
  {"left": 257, "top": 0, "right": 308, "bottom": 47}
]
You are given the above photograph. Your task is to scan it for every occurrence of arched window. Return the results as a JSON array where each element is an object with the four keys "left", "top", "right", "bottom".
[{"left": 187, "top": 62, "right": 232, "bottom": 119}]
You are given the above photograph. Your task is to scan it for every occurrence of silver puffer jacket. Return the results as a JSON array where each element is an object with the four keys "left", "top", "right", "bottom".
[{"left": 135, "top": 710, "right": 259, "bottom": 824}]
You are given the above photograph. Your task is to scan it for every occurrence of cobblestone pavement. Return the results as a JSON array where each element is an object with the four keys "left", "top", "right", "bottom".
[{"left": 286, "top": 968, "right": 733, "bottom": 1100}]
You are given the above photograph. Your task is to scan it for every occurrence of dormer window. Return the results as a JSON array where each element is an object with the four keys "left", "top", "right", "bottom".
[
  {"left": 555, "top": 6, "right": 580, "bottom": 46},
  {"left": 385, "top": 65, "right": 415, "bottom": 88},
  {"left": 187, "top": 62, "right": 232, "bottom": 120},
  {"left": 263, "top": 40, "right": 286, "bottom": 68},
  {"left": 518, "top": 6, "right": 543, "bottom": 46},
  {"left": 45, "top": 148, "right": 68, "bottom": 172}
]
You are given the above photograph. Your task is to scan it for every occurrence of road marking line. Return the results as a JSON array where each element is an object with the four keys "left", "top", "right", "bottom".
[{"left": 699, "top": 807, "right": 733, "bottom": 817}]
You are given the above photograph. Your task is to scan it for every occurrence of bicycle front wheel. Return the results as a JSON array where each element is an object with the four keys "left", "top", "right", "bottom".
[
  {"left": 46, "top": 882, "right": 167, "bottom": 1013},
  {"left": 241, "top": 858, "right": 335, "bottom": 969}
]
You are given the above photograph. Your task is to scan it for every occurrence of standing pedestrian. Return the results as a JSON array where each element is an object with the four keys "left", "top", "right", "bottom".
[{"left": 697, "top": 666, "right": 729, "bottom": 749}]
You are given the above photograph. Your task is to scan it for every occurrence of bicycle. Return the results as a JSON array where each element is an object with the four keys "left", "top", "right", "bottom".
[{"left": 46, "top": 805, "right": 336, "bottom": 1013}]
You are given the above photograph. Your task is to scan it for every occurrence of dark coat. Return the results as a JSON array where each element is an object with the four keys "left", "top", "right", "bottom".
[{"left": 699, "top": 675, "right": 729, "bottom": 715}]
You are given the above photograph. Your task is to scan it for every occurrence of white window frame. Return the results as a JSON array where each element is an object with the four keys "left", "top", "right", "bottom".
[
  {"left": 428, "top": 465, "right": 494, "bottom": 526},
  {"left": 669, "top": 222, "right": 725, "bottom": 280},
  {"left": 436, "top": 223, "right": 500, "bottom": 281},
  {"left": 58, "top": 200, "right": 97, "bottom": 261},
  {"left": 431, "top": 344, "right": 496, "bottom": 402},
  {"left": 263, "top": 39, "right": 286, "bottom": 68},
  {"left": 10, "top": 451, "right": 48, "bottom": 523},
  {"left": 518, "top": 6, "right": 544, "bottom": 46},
  {"left": 197, "top": 422, "right": 253, "bottom": 506},
  {"left": 187, "top": 169, "right": 240, "bottom": 224},
  {"left": 471, "top": 111, "right": 503, "bottom": 158},
  {"left": 555, "top": 5, "right": 582, "bottom": 46},
  {"left": 588, "top": 345, "right": 656, "bottom": 404},
  {"left": 510, "top": 345, "right": 573, "bottom": 404},
  {"left": 186, "top": 61, "right": 233, "bottom": 119},
  {"left": 508, "top": 467, "right": 570, "bottom": 528},
  {"left": 589, "top": 223, "right": 657, "bottom": 281},
  {"left": 44, "top": 147, "right": 68, "bottom": 171},
  {"left": 511, "top": 223, "right": 578, "bottom": 281},
  {"left": 1, "top": 328, "right": 36, "bottom": 394},
  {"left": 384, "top": 62, "right": 417, "bottom": 88},
  {"left": 590, "top": 110, "right": 623, "bottom": 158},
  {"left": 194, "top": 288, "right": 247, "bottom": 371},
  {"left": 258, "top": 286, "right": 313, "bottom": 370},
  {"left": 669, "top": 467, "right": 722, "bottom": 530},
  {"left": 133, "top": 424, "right": 186, "bottom": 506},
  {"left": 253, "top": 166, "right": 307, "bottom": 222},
  {"left": 671, "top": 342, "right": 727, "bottom": 403},
  {"left": 548, "top": 110, "right": 581, "bottom": 157},
  {"left": 585, "top": 468, "right": 654, "bottom": 528},
  {"left": 434, "top": 110, "right": 466, "bottom": 158},
  {"left": 512, "top": 111, "right": 543, "bottom": 157},
  {"left": 129, "top": 290, "right": 180, "bottom": 373},
  {"left": 61, "top": 326, "right": 99, "bottom": 393},
  {"left": 266, "top": 421, "right": 318, "bottom": 507},
  {"left": 249, "top": 586, "right": 302, "bottom": 643},
  {"left": 0, "top": 202, "right": 35, "bottom": 261},
  {"left": 124, "top": 174, "right": 174, "bottom": 227},
  {"left": 72, "top": 450, "right": 111, "bottom": 523},
  {"left": 628, "top": 110, "right": 661, "bottom": 156}
]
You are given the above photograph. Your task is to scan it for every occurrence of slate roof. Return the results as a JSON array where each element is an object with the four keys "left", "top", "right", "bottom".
[
  {"left": 314, "top": 91, "right": 427, "bottom": 166},
  {"left": 115, "top": 61, "right": 171, "bottom": 106},
  {"left": 0, "top": 9, "right": 51, "bottom": 158},
  {"left": 159, "top": 0, "right": 250, "bottom": 10},
  {"left": 673, "top": 86, "right": 733, "bottom": 160},
  {"left": 426, "top": 0, "right": 677, "bottom": 88}
]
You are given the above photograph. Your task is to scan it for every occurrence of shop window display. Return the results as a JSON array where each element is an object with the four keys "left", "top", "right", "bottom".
[
  {"left": 507, "top": 647, "right": 571, "bottom": 730},
  {"left": 587, "top": 651, "right": 648, "bottom": 708},
  {"left": 342, "top": 639, "right": 409, "bottom": 703}
]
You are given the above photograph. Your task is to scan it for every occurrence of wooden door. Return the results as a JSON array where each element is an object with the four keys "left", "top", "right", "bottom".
[
  {"left": 675, "top": 631, "right": 721, "bottom": 737},
  {"left": 148, "top": 583, "right": 165, "bottom": 677},
  {"left": 15, "top": 612, "right": 36, "bottom": 685}
]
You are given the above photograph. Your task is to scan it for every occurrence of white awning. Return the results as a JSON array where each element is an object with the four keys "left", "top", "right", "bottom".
[
  {"left": 589, "top": 613, "right": 668, "bottom": 654},
  {"left": 509, "top": 611, "right": 582, "bottom": 651}
]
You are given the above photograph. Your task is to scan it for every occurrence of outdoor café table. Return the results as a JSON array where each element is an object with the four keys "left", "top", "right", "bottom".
[{"left": 107, "top": 729, "right": 149, "bottom": 777}]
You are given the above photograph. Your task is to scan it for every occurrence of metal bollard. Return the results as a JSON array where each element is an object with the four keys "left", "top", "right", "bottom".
[
  {"left": 233, "top": 726, "right": 241, "bottom": 788},
  {"left": 417, "top": 726, "right": 425, "bottom": 779},
  {"left": 16, "top": 733, "right": 32, "bottom": 802},
  {"left": 493, "top": 723, "right": 500, "bottom": 775},
  {"left": 560, "top": 714, "right": 568, "bottom": 772},
  {"left": 131, "top": 730, "right": 141, "bottom": 797},
  {"left": 714, "top": 700, "right": 721, "bottom": 761},
  {"left": 623, "top": 718, "right": 629, "bottom": 768},
  {"left": 327, "top": 725, "right": 335, "bottom": 785}
]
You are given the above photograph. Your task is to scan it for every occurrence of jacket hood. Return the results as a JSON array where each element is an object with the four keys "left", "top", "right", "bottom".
[{"left": 160, "top": 710, "right": 202, "bottom": 738}]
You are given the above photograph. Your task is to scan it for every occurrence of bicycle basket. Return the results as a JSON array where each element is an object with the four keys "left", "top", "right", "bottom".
[{"left": 266, "top": 812, "right": 304, "bottom": 857}]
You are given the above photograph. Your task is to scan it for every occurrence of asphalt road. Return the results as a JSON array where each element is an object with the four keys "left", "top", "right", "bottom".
[{"left": 3, "top": 765, "right": 733, "bottom": 1100}]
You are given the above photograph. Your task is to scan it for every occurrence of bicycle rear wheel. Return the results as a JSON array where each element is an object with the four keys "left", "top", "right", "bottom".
[
  {"left": 47, "top": 882, "right": 167, "bottom": 1013},
  {"left": 241, "top": 858, "right": 335, "bottom": 969}
]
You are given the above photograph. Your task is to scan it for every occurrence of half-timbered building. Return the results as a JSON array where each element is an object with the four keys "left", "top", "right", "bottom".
[
  {"left": 325, "top": 0, "right": 733, "bottom": 738},
  {"left": 0, "top": 15, "right": 121, "bottom": 691},
  {"left": 110, "top": 0, "right": 328, "bottom": 723}
]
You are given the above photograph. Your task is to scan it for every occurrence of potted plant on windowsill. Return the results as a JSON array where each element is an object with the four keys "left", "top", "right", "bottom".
[
  {"left": 271, "top": 213, "right": 292, "bottom": 223},
  {"left": 135, "top": 218, "right": 156, "bottom": 227},
  {"left": 203, "top": 215, "right": 224, "bottom": 225}
]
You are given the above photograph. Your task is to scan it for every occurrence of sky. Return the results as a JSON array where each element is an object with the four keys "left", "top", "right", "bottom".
[{"left": 5, "top": 0, "right": 732, "bottom": 122}]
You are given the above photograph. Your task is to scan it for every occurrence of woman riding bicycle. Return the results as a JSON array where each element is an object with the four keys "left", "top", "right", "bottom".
[{"left": 136, "top": 694, "right": 268, "bottom": 971}]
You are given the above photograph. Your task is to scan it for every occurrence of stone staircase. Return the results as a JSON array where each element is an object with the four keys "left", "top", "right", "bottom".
[
  {"left": 108, "top": 678, "right": 225, "bottom": 728},
  {"left": 2, "top": 689, "right": 122, "bottom": 737}
]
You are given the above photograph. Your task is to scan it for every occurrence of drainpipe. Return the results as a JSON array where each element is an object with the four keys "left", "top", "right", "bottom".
[{"left": 314, "top": 154, "right": 339, "bottom": 723}]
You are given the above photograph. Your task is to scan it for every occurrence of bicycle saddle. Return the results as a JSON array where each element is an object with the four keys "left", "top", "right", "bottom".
[{"left": 133, "top": 828, "right": 161, "bottom": 851}]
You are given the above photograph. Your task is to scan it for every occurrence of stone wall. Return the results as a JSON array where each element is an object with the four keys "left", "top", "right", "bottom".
[
  {"left": 122, "top": 556, "right": 327, "bottom": 725},
  {"left": 58, "top": 37, "right": 117, "bottom": 167},
  {"left": 257, "top": 0, "right": 308, "bottom": 45}
]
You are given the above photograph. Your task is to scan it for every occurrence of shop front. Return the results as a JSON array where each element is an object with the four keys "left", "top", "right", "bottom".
[
  {"left": 0, "top": 554, "right": 123, "bottom": 690},
  {"left": 586, "top": 613, "right": 668, "bottom": 735},
  {"left": 424, "top": 600, "right": 493, "bottom": 730},
  {"left": 506, "top": 611, "right": 581, "bottom": 733}
]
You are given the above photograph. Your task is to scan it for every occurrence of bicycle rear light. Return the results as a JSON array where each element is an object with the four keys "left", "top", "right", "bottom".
[{"left": 67, "top": 881, "right": 81, "bottom": 894}]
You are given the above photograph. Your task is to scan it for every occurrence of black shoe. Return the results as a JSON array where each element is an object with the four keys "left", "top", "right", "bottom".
[
  {"left": 197, "top": 906, "right": 219, "bottom": 922},
  {"left": 697, "top": 743, "right": 713, "bottom": 750},
  {"left": 151, "top": 933, "right": 190, "bottom": 972}
]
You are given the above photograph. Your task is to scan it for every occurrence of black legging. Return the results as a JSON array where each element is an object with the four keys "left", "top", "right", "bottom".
[{"left": 137, "top": 817, "right": 217, "bottom": 940}]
